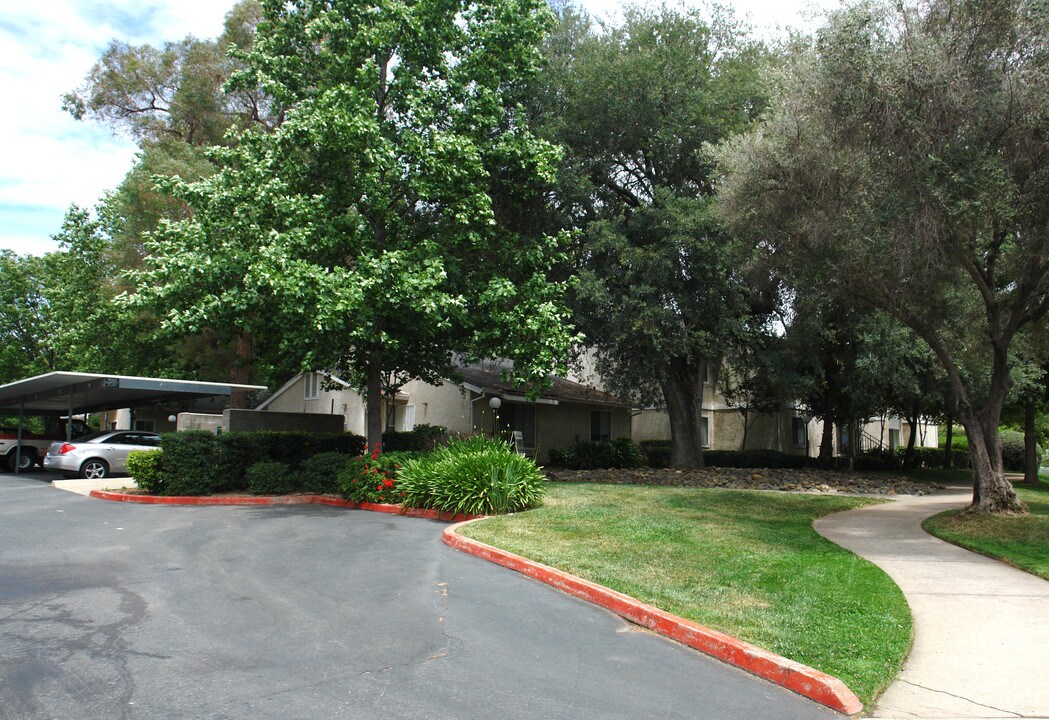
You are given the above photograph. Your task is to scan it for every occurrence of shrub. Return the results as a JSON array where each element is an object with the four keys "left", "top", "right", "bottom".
[
  {"left": 547, "top": 439, "right": 644, "bottom": 469},
  {"left": 396, "top": 436, "right": 546, "bottom": 515},
  {"left": 639, "top": 440, "right": 672, "bottom": 468},
  {"left": 214, "top": 432, "right": 269, "bottom": 492},
  {"left": 246, "top": 461, "right": 295, "bottom": 495},
  {"left": 382, "top": 424, "right": 447, "bottom": 452},
  {"left": 338, "top": 444, "right": 404, "bottom": 504},
  {"left": 155, "top": 430, "right": 367, "bottom": 496},
  {"left": 298, "top": 451, "right": 354, "bottom": 494},
  {"left": 126, "top": 450, "right": 164, "bottom": 494},
  {"left": 159, "top": 431, "right": 223, "bottom": 496},
  {"left": 1000, "top": 430, "right": 1039, "bottom": 472}
]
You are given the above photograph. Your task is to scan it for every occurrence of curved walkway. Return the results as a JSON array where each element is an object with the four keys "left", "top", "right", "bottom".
[{"left": 815, "top": 484, "right": 1049, "bottom": 719}]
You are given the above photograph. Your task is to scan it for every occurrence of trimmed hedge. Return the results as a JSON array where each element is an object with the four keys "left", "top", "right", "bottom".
[
  {"left": 854, "top": 446, "right": 973, "bottom": 471},
  {"left": 639, "top": 440, "right": 672, "bottom": 468},
  {"left": 382, "top": 424, "right": 447, "bottom": 452},
  {"left": 548, "top": 439, "right": 644, "bottom": 469},
  {"left": 126, "top": 450, "right": 164, "bottom": 494},
  {"left": 299, "top": 451, "right": 354, "bottom": 494},
  {"left": 159, "top": 431, "right": 224, "bottom": 496},
  {"left": 636, "top": 442, "right": 807, "bottom": 469},
  {"left": 156, "top": 430, "right": 366, "bottom": 496},
  {"left": 246, "top": 461, "right": 295, "bottom": 495}
]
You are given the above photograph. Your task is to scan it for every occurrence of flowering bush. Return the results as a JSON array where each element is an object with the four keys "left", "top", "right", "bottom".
[{"left": 337, "top": 444, "right": 415, "bottom": 504}]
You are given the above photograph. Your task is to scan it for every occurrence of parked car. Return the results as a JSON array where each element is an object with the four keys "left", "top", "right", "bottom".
[
  {"left": 1, "top": 418, "right": 93, "bottom": 472},
  {"left": 43, "top": 431, "right": 161, "bottom": 479}
]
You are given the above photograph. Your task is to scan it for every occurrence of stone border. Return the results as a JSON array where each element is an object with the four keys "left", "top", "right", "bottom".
[{"left": 444, "top": 518, "right": 864, "bottom": 716}]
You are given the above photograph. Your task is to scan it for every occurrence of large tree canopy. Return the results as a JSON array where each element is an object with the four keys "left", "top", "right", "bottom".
[
  {"left": 539, "top": 5, "right": 774, "bottom": 468},
  {"left": 131, "top": 0, "right": 576, "bottom": 448},
  {"left": 716, "top": 0, "right": 1049, "bottom": 512}
]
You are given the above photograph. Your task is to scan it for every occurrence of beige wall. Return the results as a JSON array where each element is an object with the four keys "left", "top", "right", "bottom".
[
  {"left": 399, "top": 379, "right": 474, "bottom": 434},
  {"left": 263, "top": 375, "right": 367, "bottom": 434}
]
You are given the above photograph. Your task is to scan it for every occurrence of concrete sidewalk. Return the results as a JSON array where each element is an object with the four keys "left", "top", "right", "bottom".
[
  {"left": 815, "top": 484, "right": 1049, "bottom": 719},
  {"left": 51, "top": 477, "right": 137, "bottom": 496}
]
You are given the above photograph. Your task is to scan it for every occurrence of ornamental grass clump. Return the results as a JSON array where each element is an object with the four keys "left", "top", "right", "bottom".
[{"left": 397, "top": 436, "right": 546, "bottom": 515}]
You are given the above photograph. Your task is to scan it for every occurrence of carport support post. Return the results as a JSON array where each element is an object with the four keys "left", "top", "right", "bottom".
[
  {"left": 67, "top": 394, "right": 73, "bottom": 441},
  {"left": 15, "top": 401, "right": 24, "bottom": 474}
]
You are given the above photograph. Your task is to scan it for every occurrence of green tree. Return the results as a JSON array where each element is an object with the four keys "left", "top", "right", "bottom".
[
  {"left": 132, "top": 0, "right": 576, "bottom": 449},
  {"left": 716, "top": 0, "right": 1049, "bottom": 512},
  {"left": 66, "top": 1, "right": 284, "bottom": 399},
  {"left": 0, "top": 251, "right": 50, "bottom": 383},
  {"left": 542, "top": 5, "right": 772, "bottom": 468}
]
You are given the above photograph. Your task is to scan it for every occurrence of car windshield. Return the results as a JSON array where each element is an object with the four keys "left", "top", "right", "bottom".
[{"left": 72, "top": 432, "right": 107, "bottom": 443}]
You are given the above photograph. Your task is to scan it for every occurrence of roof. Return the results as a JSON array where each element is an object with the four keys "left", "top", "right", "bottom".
[
  {"left": 456, "top": 365, "right": 627, "bottom": 407},
  {"left": 0, "top": 372, "right": 267, "bottom": 416}
]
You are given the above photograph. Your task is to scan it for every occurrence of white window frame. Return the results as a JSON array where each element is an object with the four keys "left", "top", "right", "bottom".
[
  {"left": 304, "top": 372, "right": 320, "bottom": 400},
  {"left": 700, "top": 416, "right": 710, "bottom": 447},
  {"left": 400, "top": 404, "right": 416, "bottom": 432}
]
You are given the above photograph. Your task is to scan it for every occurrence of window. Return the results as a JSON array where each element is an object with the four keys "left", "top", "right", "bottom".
[
  {"left": 500, "top": 404, "right": 536, "bottom": 449},
  {"left": 304, "top": 372, "right": 320, "bottom": 400},
  {"left": 889, "top": 429, "right": 900, "bottom": 451},
  {"left": 399, "top": 404, "right": 416, "bottom": 432},
  {"left": 590, "top": 410, "right": 612, "bottom": 442},
  {"left": 792, "top": 417, "right": 808, "bottom": 448},
  {"left": 700, "top": 416, "right": 710, "bottom": 447},
  {"left": 134, "top": 419, "right": 155, "bottom": 432}
]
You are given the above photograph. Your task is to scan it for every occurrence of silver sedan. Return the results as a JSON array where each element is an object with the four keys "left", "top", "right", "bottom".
[{"left": 43, "top": 431, "right": 161, "bottom": 479}]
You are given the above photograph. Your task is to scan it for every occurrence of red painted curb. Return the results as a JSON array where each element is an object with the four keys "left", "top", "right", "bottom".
[
  {"left": 88, "top": 490, "right": 478, "bottom": 522},
  {"left": 443, "top": 519, "right": 863, "bottom": 716}
]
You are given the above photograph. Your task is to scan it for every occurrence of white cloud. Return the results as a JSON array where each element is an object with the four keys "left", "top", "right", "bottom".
[
  {"left": 0, "top": 0, "right": 236, "bottom": 254},
  {"left": 0, "top": 0, "right": 843, "bottom": 255}
]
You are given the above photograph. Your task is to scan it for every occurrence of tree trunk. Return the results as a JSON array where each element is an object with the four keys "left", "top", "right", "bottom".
[
  {"left": 944, "top": 414, "right": 954, "bottom": 469},
  {"left": 960, "top": 410, "right": 1025, "bottom": 513},
  {"left": 1025, "top": 399, "right": 1039, "bottom": 486},
  {"left": 661, "top": 358, "right": 706, "bottom": 469},
  {"left": 229, "top": 332, "right": 253, "bottom": 409},
  {"left": 902, "top": 407, "right": 919, "bottom": 471},
  {"left": 739, "top": 406, "right": 750, "bottom": 451},
  {"left": 365, "top": 358, "right": 384, "bottom": 455},
  {"left": 818, "top": 419, "right": 835, "bottom": 464}
]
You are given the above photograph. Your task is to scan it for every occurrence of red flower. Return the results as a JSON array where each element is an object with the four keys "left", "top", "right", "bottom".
[{"left": 383, "top": 478, "right": 394, "bottom": 489}]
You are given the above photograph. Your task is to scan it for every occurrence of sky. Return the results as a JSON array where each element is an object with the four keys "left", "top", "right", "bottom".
[{"left": 0, "top": 0, "right": 840, "bottom": 256}]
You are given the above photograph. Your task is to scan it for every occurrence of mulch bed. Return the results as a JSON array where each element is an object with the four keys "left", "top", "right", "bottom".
[{"left": 545, "top": 467, "right": 944, "bottom": 496}]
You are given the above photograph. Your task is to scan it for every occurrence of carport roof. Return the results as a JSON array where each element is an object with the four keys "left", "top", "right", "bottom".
[{"left": 0, "top": 372, "right": 267, "bottom": 416}]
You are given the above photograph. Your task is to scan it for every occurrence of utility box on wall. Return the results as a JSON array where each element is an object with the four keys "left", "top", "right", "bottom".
[{"left": 224, "top": 409, "right": 344, "bottom": 433}]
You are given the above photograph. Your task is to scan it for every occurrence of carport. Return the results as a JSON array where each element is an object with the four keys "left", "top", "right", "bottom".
[{"left": 0, "top": 372, "right": 266, "bottom": 473}]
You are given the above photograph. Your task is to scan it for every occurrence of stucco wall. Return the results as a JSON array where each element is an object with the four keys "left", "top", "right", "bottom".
[
  {"left": 225, "top": 409, "right": 344, "bottom": 433},
  {"left": 400, "top": 380, "right": 474, "bottom": 434},
  {"left": 176, "top": 413, "right": 223, "bottom": 434}
]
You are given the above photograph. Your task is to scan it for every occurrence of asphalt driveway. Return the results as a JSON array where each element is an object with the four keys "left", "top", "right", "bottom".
[{"left": 0, "top": 474, "right": 838, "bottom": 720}]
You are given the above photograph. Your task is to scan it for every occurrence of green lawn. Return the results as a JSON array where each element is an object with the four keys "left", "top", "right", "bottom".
[
  {"left": 460, "top": 483, "right": 911, "bottom": 706},
  {"left": 923, "top": 479, "right": 1049, "bottom": 581}
]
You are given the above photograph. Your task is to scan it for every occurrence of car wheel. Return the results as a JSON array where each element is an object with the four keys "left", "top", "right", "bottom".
[
  {"left": 80, "top": 459, "right": 109, "bottom": 480},
  {"left": 6, "top": 450, "right": 35, "bottom": 472}
]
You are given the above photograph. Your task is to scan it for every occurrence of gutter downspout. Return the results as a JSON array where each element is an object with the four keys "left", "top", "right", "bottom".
[{"left": 470, "top": 391, "right": 491, "bottom": 434}]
